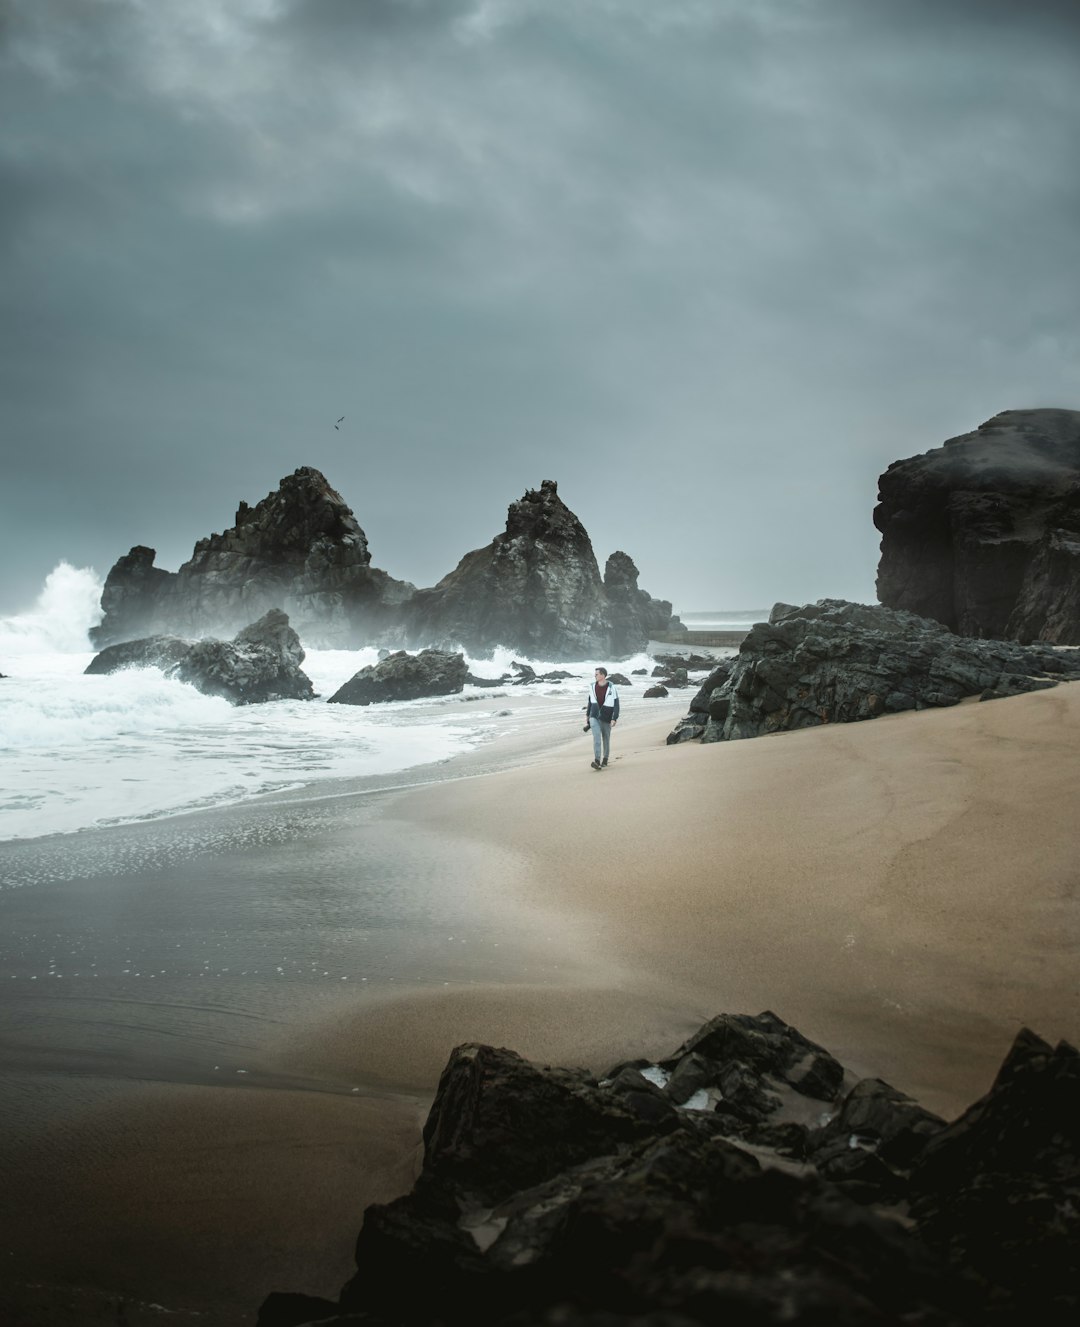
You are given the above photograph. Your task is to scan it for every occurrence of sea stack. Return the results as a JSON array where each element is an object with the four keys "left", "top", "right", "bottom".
[
  {"left": 402, "top": 479, "right": 680, "bottom": 658},
  {"left": 90, "top": 468, "right": 414, "bottom": 649}
]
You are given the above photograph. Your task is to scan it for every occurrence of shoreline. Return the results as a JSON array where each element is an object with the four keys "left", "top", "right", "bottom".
[{"left": 2, "top": 683, "right": 1078, "bottom": 1319}]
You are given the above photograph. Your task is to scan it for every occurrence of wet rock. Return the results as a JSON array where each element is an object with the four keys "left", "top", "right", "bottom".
[
  {"left": 86, "top": 610, "right": 314, "bottom": 705},
  {"left": 91, "top": 469, "right": 414, "bottom": 649},
  {"left": 669, "top": 598, "right": 1080, "bottom": 743},
  {"left": 84, "top": 634, "right": 194, "bottom": 675},
  {"left": 171, "top": 609, "right": 314, "bottom": 704},
  {"left": 327, "top": 649, "right": 467, "bottom": 705},
  {"left": 643, "top": 684, "right": 669, "bottom": 698}
]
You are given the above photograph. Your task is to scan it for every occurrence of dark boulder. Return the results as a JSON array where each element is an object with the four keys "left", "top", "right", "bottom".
[
  {"left": 668, "top": 598, "right": 1080, "bottom": 743},
  {"left": 603, "top": 550, "right": 681, "bottom": 656},
  {"left": 327, "top": 649, "right": 467, "bottom": 705},
  {"left": 171, "top": 609, "right": 314, "bottom": 704},
  {"left": 91, "top": 468, "right": 414, "bottom": 649},
  {"left": 84, "top": 635, "right": 193, "bottom": 675},
  {"left": 465, "top": 671, "right": 511, "bottom": 687},
  {"left": 643, "top": 684, "right": 668, "bottom": 698},
  {"left": 85, "top": 609, "right": 313, "bottom": 705},
  {"left": 402, "top": 481, "right": 680, "bottom": 659},
  {"left": 875, "top": 408, "right": 1080, "bottom": 643}
]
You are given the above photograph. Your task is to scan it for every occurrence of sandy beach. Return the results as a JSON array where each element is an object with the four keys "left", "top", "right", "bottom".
[{"left": 2, "top": 683, "right": 1078, "bottom": 1321}]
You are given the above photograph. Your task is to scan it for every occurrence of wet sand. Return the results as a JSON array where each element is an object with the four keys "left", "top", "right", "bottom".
[{"left": 2, "top": 683, "right": 1078, "bottom": 1321}]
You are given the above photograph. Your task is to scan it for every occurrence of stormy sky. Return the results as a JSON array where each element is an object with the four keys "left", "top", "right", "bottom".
[{"left": 3, "top": 0, "right": 1079, "bottom": 618}]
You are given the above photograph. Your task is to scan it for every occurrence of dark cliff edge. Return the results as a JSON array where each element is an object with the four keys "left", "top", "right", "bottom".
[
  {"left": 91, "top": 473, "right": 679, "bottom": 660},
  {"left": 875, "top": 407, "right": 1080, "bottom": 644},
  {"left": 258, "top": 1011, "right": 1079, "bottom": 1327}
]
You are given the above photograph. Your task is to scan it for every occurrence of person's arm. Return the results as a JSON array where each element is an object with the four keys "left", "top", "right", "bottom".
[{"left": 612, "top": 688, "right": 620, "bottom": 723}]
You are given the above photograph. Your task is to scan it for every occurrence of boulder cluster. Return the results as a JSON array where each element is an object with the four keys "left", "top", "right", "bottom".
[
  {"left": 91, "top": 472, "right": 679, "bottom": 660},
  {"left": 85, "top": 608, "right": 314, "bottom": 705},
  {"left": 668, "top": 598, "right": 1080, "bottom": 744},
  {"left": 259, "top": 1011, "right": 1079, "bottom": 1327}
]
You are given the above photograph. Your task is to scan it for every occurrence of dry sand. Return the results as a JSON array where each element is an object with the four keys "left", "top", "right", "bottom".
[
  {"left": 3, "top": 683, "right": 1078, "bottom": 1320},
  {"left": 305, "top": 682, "right": 1080, "bottom": 1120}
]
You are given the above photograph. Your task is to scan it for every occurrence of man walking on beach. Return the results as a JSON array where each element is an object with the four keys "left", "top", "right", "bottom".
[{"left": 584, "top": 667, "right": 620, "bottom": 770}]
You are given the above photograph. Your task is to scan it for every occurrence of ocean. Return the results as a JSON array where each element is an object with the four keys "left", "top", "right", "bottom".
[{"left": 0, "top": 563, "right": 715, "bottom": 851}]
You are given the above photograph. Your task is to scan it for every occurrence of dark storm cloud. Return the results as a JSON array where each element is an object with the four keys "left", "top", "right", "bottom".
[{"left": 2, "top": 0, "right": 1079, "bottom": 620}]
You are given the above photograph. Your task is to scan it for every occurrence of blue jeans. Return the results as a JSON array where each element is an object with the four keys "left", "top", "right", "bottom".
[{"left": 590, "top": 716, "right": 611, "bottom": 763}]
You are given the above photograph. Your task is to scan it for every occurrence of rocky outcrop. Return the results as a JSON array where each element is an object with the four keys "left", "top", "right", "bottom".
[
  {"left": 90, "top": 468, "right": 414, "bottom": 649},
  {"left": 92, "top": 472, "right": 679, "bottom": 659},
  {"left": 84, "top": 634, "right": 194, "bottom": 675},
  {"left": 602, "top": 550, "right": 677, "bottom": 656},
  {"left": 666, "top": 658, "right": 736, "bottom": 742},
  {"left": 668, "top": 599, "right": 1080, "bottom": 743},
  {"left": 327, "top": 649, "right": 468, "bottom": 705},
  {"left": 258, "top": 1012, "right": 1079, "bottom": 1327},
  {"left": 875, "top": 408, "right": 1080, "bottom": 643},
  {"left": 86, "top": 609, "right": 314, "bottom": 705},
  {"left": 402, "top": 480, "right": 680, "bottom": 658}
]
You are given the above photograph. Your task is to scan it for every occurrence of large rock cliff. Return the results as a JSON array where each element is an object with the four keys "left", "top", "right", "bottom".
[
  {"left": 402, "top": 480, "right": 679, "bottom": 658},
  {"left": 90, "top": 468, "right": 414, "bottom": 649},
  {"left": 875, "top": 408, "right": 1080, "bottom": 643}
]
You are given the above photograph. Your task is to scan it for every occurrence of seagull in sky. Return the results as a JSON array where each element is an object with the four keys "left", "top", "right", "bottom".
[{"left": 334, "top": 416, "right": 345, "bottom": 430}]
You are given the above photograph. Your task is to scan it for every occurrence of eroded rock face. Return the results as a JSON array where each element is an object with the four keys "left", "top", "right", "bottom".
[
  {"left": 86, "top": 609, "right": 313, "bottom": 705},
  {"left": 327, "top": 649, "right": 468, "bottom": 705},
  {"left": 258, "top": 1013, "right": 1079, "bottom": 1327},
  {"left": 875, "top": 408, "right": 1080, "bottom": 643},
  {"left": 91, "top": 472, "right": 679, "bottom": 660},
  {"left": 668, "top": 598, "right": 1080, "bottom": 743},
  {"left": 402, "top": 480, "right": 680, "bottom": 658},
  {"left": 90, "top": 468, "right": 414, "bottom": 649}
]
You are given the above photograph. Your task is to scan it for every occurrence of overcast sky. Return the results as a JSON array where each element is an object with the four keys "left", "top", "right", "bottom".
[{"left": 3, "top": 0, "right": 1079, "bottom": 619}]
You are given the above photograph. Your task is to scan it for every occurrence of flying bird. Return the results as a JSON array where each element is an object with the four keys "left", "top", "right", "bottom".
[{"left": 334, "top": 415, "right": 345, "bottom": 430}]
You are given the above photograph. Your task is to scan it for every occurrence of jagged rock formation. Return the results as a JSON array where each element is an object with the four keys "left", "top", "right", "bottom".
[
  {"left": 602, "top": 550, "right": 677, "bottom": 657},
  {"left": 327, "top": 649, "right": 467, "bottom": 705},
  {"left": 875, "top": 408, "right": 1080, "bottom": 643},
  {"left": 667, "top": 599, "right": 1080, "bottom": 744},
  {"left": 402, "top": 480, "right": 680, "bottom": 659},
  {"left": 91, "top": 473, "right": 678, "bottom": 659},
  {"left": 258, "top": 1012, "right": 1079, "bottom": 1327},
  {"left": 86, "top": 609, "right": 314, "bottom": 705},
  {"left": 90, "top": 468, "right": 415, "bottom": 649},
  {"left": 666, "top": 658, "right": 736, "bottom": 742}
]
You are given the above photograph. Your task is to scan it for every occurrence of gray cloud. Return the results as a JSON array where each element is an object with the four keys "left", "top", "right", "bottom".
[{"left": 2, "top": 0, "right": 1078, "bottom": 620}]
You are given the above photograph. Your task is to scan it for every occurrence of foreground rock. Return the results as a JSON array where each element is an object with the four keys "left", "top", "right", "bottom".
[
  {"left": 402, "top": 480, "right": 680, "bottom": 658},
  {"left": 258, "top": 1011, "right": 1078, "bottom": 1327},
  {"left": 86, "top": 609, "right": 314, "bottom": 705},
  {"left": 91, "top": 467, "right": 414, "bottom": 649},
  {"left": 327, "top": 649, "right": 468, "bottom": 705},
  {"left": 668, "top": 599, "right": 1080, "bottom": 743},
  {"left": 875, "top": 408, "right": 1080, "bottom": 643}
]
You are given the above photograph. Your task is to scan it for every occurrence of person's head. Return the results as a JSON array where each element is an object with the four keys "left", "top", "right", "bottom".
[{"left": 594, "top": 667, "right": 608, "bottom": 680}]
